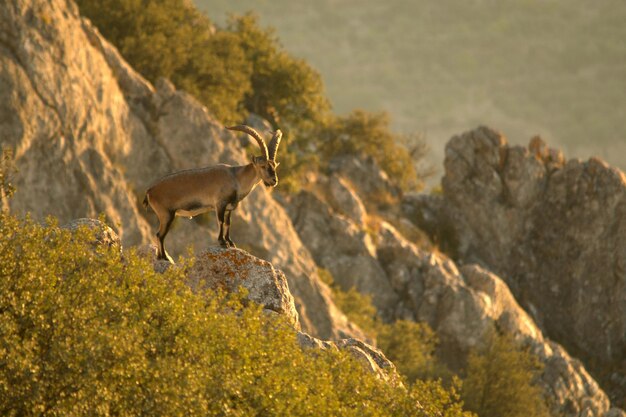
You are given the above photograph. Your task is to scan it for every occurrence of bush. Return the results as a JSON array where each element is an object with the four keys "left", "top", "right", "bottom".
[
  {"left": 0, "top": 211, "right": 473, "bottom": 416},
  {"left": 319, "top": 110, "right": 428, "bottom": 193},
  {"left": 377, "top": 320, "right": 448, "bottom": 384},
  {"left": 327, "top": 277, "right": 449, "bottom": 384},
  {"left": 76, "top": 0, "right": 253, "bottom": 124},
  {"left": 460, "top": 328, "right": 551, "bottom": 417}
]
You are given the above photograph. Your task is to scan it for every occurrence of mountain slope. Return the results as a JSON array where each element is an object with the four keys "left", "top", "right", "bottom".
[
  {"left": 1, "top": 0, "right": 623, "bottom": 415},
  {"left": 0, "top": 0, "right": 357, "bottom": 341}
]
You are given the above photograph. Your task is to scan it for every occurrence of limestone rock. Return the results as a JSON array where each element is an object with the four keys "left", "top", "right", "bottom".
[
  {"left": 62, "top": 218, "right": 121, "bottom": 249},
  {"left": 186, "top": 247, "right": 300, "bottom": 329},
  {"left": 376, "top": 223, "right": 614, "bottom": 417},
  {"left": 327, "top": 175, "right": 368, "bottom": 227},
  {"left": 0, "top": 0, "right": 153, "bottom": 245},
  {"left": 286, "top": 190, "right": 399, "bottom": 319},
  {"left": 297, "top": 332, "right": 400, "bottom": 383},
  {"left": 328, "top": 155, "right": 401, "bottom": 207},
  {"left": 435, "top": 126, "right": 626, "bottom": 406}
]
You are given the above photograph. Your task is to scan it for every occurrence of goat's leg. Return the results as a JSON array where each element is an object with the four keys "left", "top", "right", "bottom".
[
  {"left": 156, "top": 210, "right": 175, "bottom": 260},
  {"left": 224, "top": 210, "right": 236, "bottom": 248},
  {"left": 216, "top": 205, "right": 228, "bottom": 248}
]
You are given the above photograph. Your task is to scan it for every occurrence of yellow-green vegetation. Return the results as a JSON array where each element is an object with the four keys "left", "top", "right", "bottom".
[
  {"left": 320, "top": 269, "right": 447, "bottom": 383},
  {"left": 323, "top": 269, "right": 551, "bottom": 417},
  {"left": 77, "top": 0, "right": 251, "bottom": 124},
  {"left": 461, "top": 328, "right": 551, "bottom": 417},
  {"left": 0, "top": 212, "right": 472, "bottom": 416},
  {"left": 319, "top": 110, "right": 424, "bottom": 192},
  {"left": 75, "top": 0, "right": 428, "bottom": 194}
]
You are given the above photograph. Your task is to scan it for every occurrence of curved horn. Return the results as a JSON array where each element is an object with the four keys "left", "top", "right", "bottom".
[
  {"left": 226, "top": 125, "right": 269, "bottom": 160},
  {"left": 268, "top": 130, "right": 282, "bottom": 161}
]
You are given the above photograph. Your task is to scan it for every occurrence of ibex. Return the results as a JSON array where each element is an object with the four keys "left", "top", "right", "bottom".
[{"left": 143, "top": 125, "right": 282, "bottom": 260}]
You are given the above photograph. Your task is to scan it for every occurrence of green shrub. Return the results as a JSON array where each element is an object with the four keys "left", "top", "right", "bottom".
[
  {"left": 460, "top": 328, "right": 550, "bottom": 417},
  {"left": 0, "top": 211, "right": 474, "bottom": 416},
  {"left": 332, "top": 286, "right": 379, "bottom": 337},
  {"left": 318, "top": 110, "right": 426, "bottom": 193},
  {"left": 377, "top": 320, "right": 449, "bottom": 384},
  {"left": 76, "top": 0, "right": 253, "bottom": 124},
  {"left": 327, "top": 278, "right": 449, "bottom": 384}
]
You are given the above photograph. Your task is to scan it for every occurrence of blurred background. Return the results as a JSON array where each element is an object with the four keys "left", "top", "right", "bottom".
[{"left": 198, "top": 0, "right": 626, "bottom": 179}]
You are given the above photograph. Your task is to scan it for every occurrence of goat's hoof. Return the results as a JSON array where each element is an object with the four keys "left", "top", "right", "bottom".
[
  {"left": 219, "top": 241, "right": 229, "bottom": 248},
  {"left": 227, "top": 240, "right": 237, "bottom": 249}
]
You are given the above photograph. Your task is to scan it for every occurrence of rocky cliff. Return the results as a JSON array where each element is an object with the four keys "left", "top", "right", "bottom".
[
  {"left": 284, "top": 174, "right": 622, "bottom": 417},
  {"left": 404, "top": 127, "right": 625, "bottom": 407}
]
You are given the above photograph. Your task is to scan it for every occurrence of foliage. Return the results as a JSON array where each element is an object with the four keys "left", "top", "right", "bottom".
[
  {"left": 332, "top": 286, "right": 379, "bottom": 336},
  {"left": 327, "top": 276, "right": 449, "bottom": 384},
  {"left": 75, "top": 0, "right": 330, "bottom": 131},
  {"left": 377, "top": 320, "right": 446, "bottom": 384},
  {"left": 319, "top": 110, "right": 426, "bottom": 192},
  {"left": 407, "top": 378, "right": 474, "bottom": 417},
  {"left": 227, "top": 14, "right": 330, "bottom": 132},
  {"left": 460, "top": 328, "right": 551, "bottom": 417},
  {"left": 226, "top": 13, "right": 330, "bottom": 192},
  {"left": 76, "top": 0, "right": 252, "bottom": 124},
  {"left": 0, "top": 211, "right": 473, "bottom": 416}
]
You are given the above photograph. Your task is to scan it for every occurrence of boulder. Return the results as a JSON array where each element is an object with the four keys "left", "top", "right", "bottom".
[
  {"left": 297, "top": 332, "right": 400, "bottom": 383},
  {"left": 186, "top": 247, "right": 300, "bottom": 329},
  {"left": 62, "top": 218, "right": 121, "bottom": 249}
]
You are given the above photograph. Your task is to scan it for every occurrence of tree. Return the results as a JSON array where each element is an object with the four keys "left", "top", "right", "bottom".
[
  {"left": 76, "top": 0, "right": 253, "bottom": 124},
  {"left": 318, "top": 110, "right": 427, "bottom": 193},
  {"left": 228, "top": 13, "right": 330, "bottom": 132},
  {"left": 461, "top": 329, "right": 551, "bottom": 417}
]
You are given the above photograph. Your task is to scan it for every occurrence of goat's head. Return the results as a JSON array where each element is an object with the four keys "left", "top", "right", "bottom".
[
  {"left": 252, "top": 157, "right": 280, "bottom": 187},
  {"left": 228, "top": 125, "right": 282, "bottom": 187}
]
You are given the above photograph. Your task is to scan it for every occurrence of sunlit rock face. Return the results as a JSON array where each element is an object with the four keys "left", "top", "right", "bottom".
[{"left": 428, "top": 127, "right": 625, "bottom": 405}]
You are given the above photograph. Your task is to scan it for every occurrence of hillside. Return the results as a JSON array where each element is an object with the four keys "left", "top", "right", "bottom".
[
  {"left": 0, "top": 0, "right": 624, "bottom": 415},
  {"left": 198, "top": 0, "right": 626, "bottom": 178}
]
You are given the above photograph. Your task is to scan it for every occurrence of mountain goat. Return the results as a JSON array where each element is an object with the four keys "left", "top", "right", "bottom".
[{"left": 143, "top": 125, "right": 282, "bottom": 260}]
